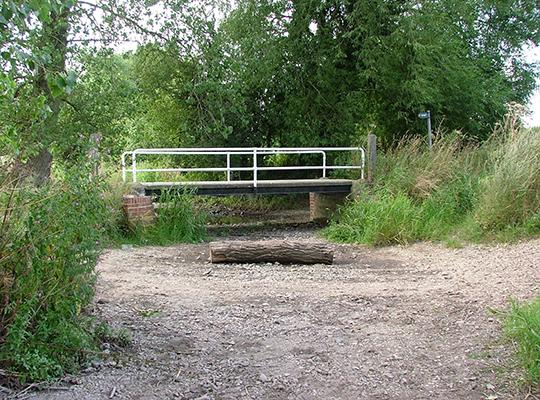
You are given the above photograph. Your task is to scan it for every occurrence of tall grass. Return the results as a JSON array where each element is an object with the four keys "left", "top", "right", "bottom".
[
  {"left": 324, "top": 109, "right": 540, "bottom": 245},
  {"left": 504, "top": 295, "right": 540, "bottom": 386},
  {"left": 324, "top": 134, "right": 482, "bottom": 245},
  {"left": 475, "top": 127, "right": 540, "bottom": 230},
  {"left": 124, "top": 188, "right": 206, "bottom": 245}
]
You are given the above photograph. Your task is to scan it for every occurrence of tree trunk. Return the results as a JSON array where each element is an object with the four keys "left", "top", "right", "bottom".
[
  {"left": 27, "top": 148, "right": 53, "bottom": 186},
  {"left": 24, "top": 6, "right": 71, "bottom": 185},
  {"left": 209, "top": 240, "right": 334, "bottom": 264}
]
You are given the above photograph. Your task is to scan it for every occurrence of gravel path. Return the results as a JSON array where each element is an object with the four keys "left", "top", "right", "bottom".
[{"left": 26, "top": 226, "right": 539, "bottom": 400}]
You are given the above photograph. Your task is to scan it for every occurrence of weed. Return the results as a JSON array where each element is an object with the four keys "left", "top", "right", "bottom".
[
  {"left": 503, "top": 296, "right": 540, "bottom": 386},
  {"left": 94, "top": 322, "right": 131, "bottom": 348},
  {"left": 136, "top": 309, "right": 161, "bottom": 318}
]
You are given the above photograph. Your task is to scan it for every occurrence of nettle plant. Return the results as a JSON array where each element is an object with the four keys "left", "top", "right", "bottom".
[{"left": 0, "top": 169, "right": 115, "bottom": 382}]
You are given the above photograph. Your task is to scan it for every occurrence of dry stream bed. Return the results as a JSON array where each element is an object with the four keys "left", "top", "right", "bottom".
[{"left": 25, "top": 225, "right": 539, "bottom": 400}]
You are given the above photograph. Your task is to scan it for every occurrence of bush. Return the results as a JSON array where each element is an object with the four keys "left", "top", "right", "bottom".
[
  {"left": 0, "top": 171, "right": 114, "bottom": 382},
  {"left": 504, "top": 295, "right": 540, "bottom": 386}
]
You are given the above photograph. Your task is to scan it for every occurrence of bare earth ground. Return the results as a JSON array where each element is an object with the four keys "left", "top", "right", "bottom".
[{"left": 24, "top": 226, "right": 539, "bottom": 400}]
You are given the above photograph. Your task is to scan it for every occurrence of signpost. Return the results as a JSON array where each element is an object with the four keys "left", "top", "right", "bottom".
[{"left": 418, "top": 110, "right": 432, "bottom": 150}]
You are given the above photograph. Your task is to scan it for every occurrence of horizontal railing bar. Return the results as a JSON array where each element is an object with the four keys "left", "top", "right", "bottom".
[
  {"left": 130, "top": 150, "right": 329, "bottom": 156},
  {"left": 136, "top": 167, "right": 234, "bottom": 173},
  {"left": 131, "top": 147, "right": 362, "bottom": 153},
  {"left": 134, "top": 165, "right": 363, "bottom": 173}
]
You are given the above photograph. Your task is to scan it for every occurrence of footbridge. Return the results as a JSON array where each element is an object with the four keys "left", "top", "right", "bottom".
[{"left": 121, "top": 147, "right": 365, "bottom": 196}]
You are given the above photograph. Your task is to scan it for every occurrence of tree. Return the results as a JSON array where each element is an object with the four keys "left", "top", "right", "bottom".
[
  {"left": 163, "top": 0, "right": 539, "bottom": 147},
  {"left": 0, "top": 0, "right": 197, "bottom": 182}
]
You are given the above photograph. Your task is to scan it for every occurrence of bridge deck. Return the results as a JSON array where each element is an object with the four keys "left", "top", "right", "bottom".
[{"left": 141, "top": 179, "right": 354, "bottom": 196}]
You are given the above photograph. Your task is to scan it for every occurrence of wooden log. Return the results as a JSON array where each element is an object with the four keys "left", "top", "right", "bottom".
[{"left": 209, "top": 240, "right": 334, "bottom": 265}]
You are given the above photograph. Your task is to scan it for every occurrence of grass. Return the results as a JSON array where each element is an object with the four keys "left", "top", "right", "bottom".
[
  {"left": 475, "top": 126, "right": 540, "bottom": 230},
  {"left": 122, "top": 188, "right": 206, "bottom": 246},
  {"left": 504, "top": 295, "right": 540, "bottom": 386},
  {"left": 324, "top": 110, "right": 540, "bottom": 246}
]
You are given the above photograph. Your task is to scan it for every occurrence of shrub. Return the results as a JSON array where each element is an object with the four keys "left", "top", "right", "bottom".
[
  {"left": 504, "top": 295, "right": 540, "bottom": 386},
  {"left": 0, "top": 171, "right": 114, "bottom": 382}
]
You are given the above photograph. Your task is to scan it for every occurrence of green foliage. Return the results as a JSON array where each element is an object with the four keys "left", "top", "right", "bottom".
[
  {"left": 125, "top": 189, "right": 206, "bottom": 246},
  {"left": 0, "top": 171, "right": 115, "bottom": 382},
  {"left": 324, "top": 112, "right": 540, "bottom": 245},
  {"left": 60, "top": 0, "right": 539, "bottom": 157},
  {"left": 182, "top": 0, "right": 539, "bottom": 146},
  {"left": 57, "top": 51, "right": 141, "bottom": 163},
  {"left": 324, "top": 175, "right": 478, "bottom": 245},
  {"left": 415, "top": 175, "right": 478, "bottom": 239},
  {"left": 504, "top": 295, "right": 540, "bottom": 386}
]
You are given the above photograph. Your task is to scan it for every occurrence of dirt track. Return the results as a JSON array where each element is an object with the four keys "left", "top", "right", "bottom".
[{"left": 28, "top": 226, "right": 539, "bottom": 400}]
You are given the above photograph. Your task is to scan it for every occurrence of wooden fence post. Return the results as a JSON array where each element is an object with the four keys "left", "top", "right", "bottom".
[
  {"left": 367, "top": 134, "right": 377, "bottom": 183},
  {"left": 88, "top": 133, "right": 102, "bottom": 178}
]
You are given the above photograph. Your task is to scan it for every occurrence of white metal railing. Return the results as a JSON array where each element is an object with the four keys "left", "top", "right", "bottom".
[{"left": 121, "top": 147, "right": 365, "bottom": 187}]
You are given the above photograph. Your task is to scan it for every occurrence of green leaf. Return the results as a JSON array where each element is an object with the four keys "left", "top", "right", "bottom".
[
  {"left": 1, "top": 5, "right": 13, "bottom": 21},
  {"left": 48, "top": 76, "right": 65, "bottom": 97},
  {"left": 38, "top": 5, "right": 51, "bottom": 23},
  {"left": 65, "top": 70, "right": 77, "bottom": 86}
]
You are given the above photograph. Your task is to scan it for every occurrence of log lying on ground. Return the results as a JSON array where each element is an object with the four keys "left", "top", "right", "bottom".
[{"left": 209, "top": 240, "right": 334, "bottom": 265}]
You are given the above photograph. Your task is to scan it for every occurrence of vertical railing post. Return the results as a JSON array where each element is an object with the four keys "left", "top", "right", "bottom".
[
  {"left": 253, "top": 149, "right": 258, "bottom": 188},
  {"left": 322, "top": 151, "right": 327, "bottom": 178},
  {"left": 132, "top": 151, "right": 137, "bottom": 183},
  {"left": 226, "top": 153, "right": 231, "bottom": 181},
  {"left": 121, "top": 152, "right": 127, "bottom": 182},
  {"left": 360, "top": 148, "right": 365, "bottom": 180}
]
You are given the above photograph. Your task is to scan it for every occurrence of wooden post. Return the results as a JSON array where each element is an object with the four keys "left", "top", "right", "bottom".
[
  {"left": 367, "top": 134, "right": 377, "bottom": 183},
  {"left": 88, "top": 133, "right": 102, "bottom": 178}
]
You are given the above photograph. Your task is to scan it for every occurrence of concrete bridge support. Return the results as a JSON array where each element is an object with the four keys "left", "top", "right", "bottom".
[{"left": 309, "top": 192, "right": 348, "bottom": 224}]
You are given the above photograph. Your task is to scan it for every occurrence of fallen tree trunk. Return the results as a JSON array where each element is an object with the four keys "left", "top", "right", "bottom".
[{"left": 209, "top": 240, "right": 334, "bottom": 265}]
